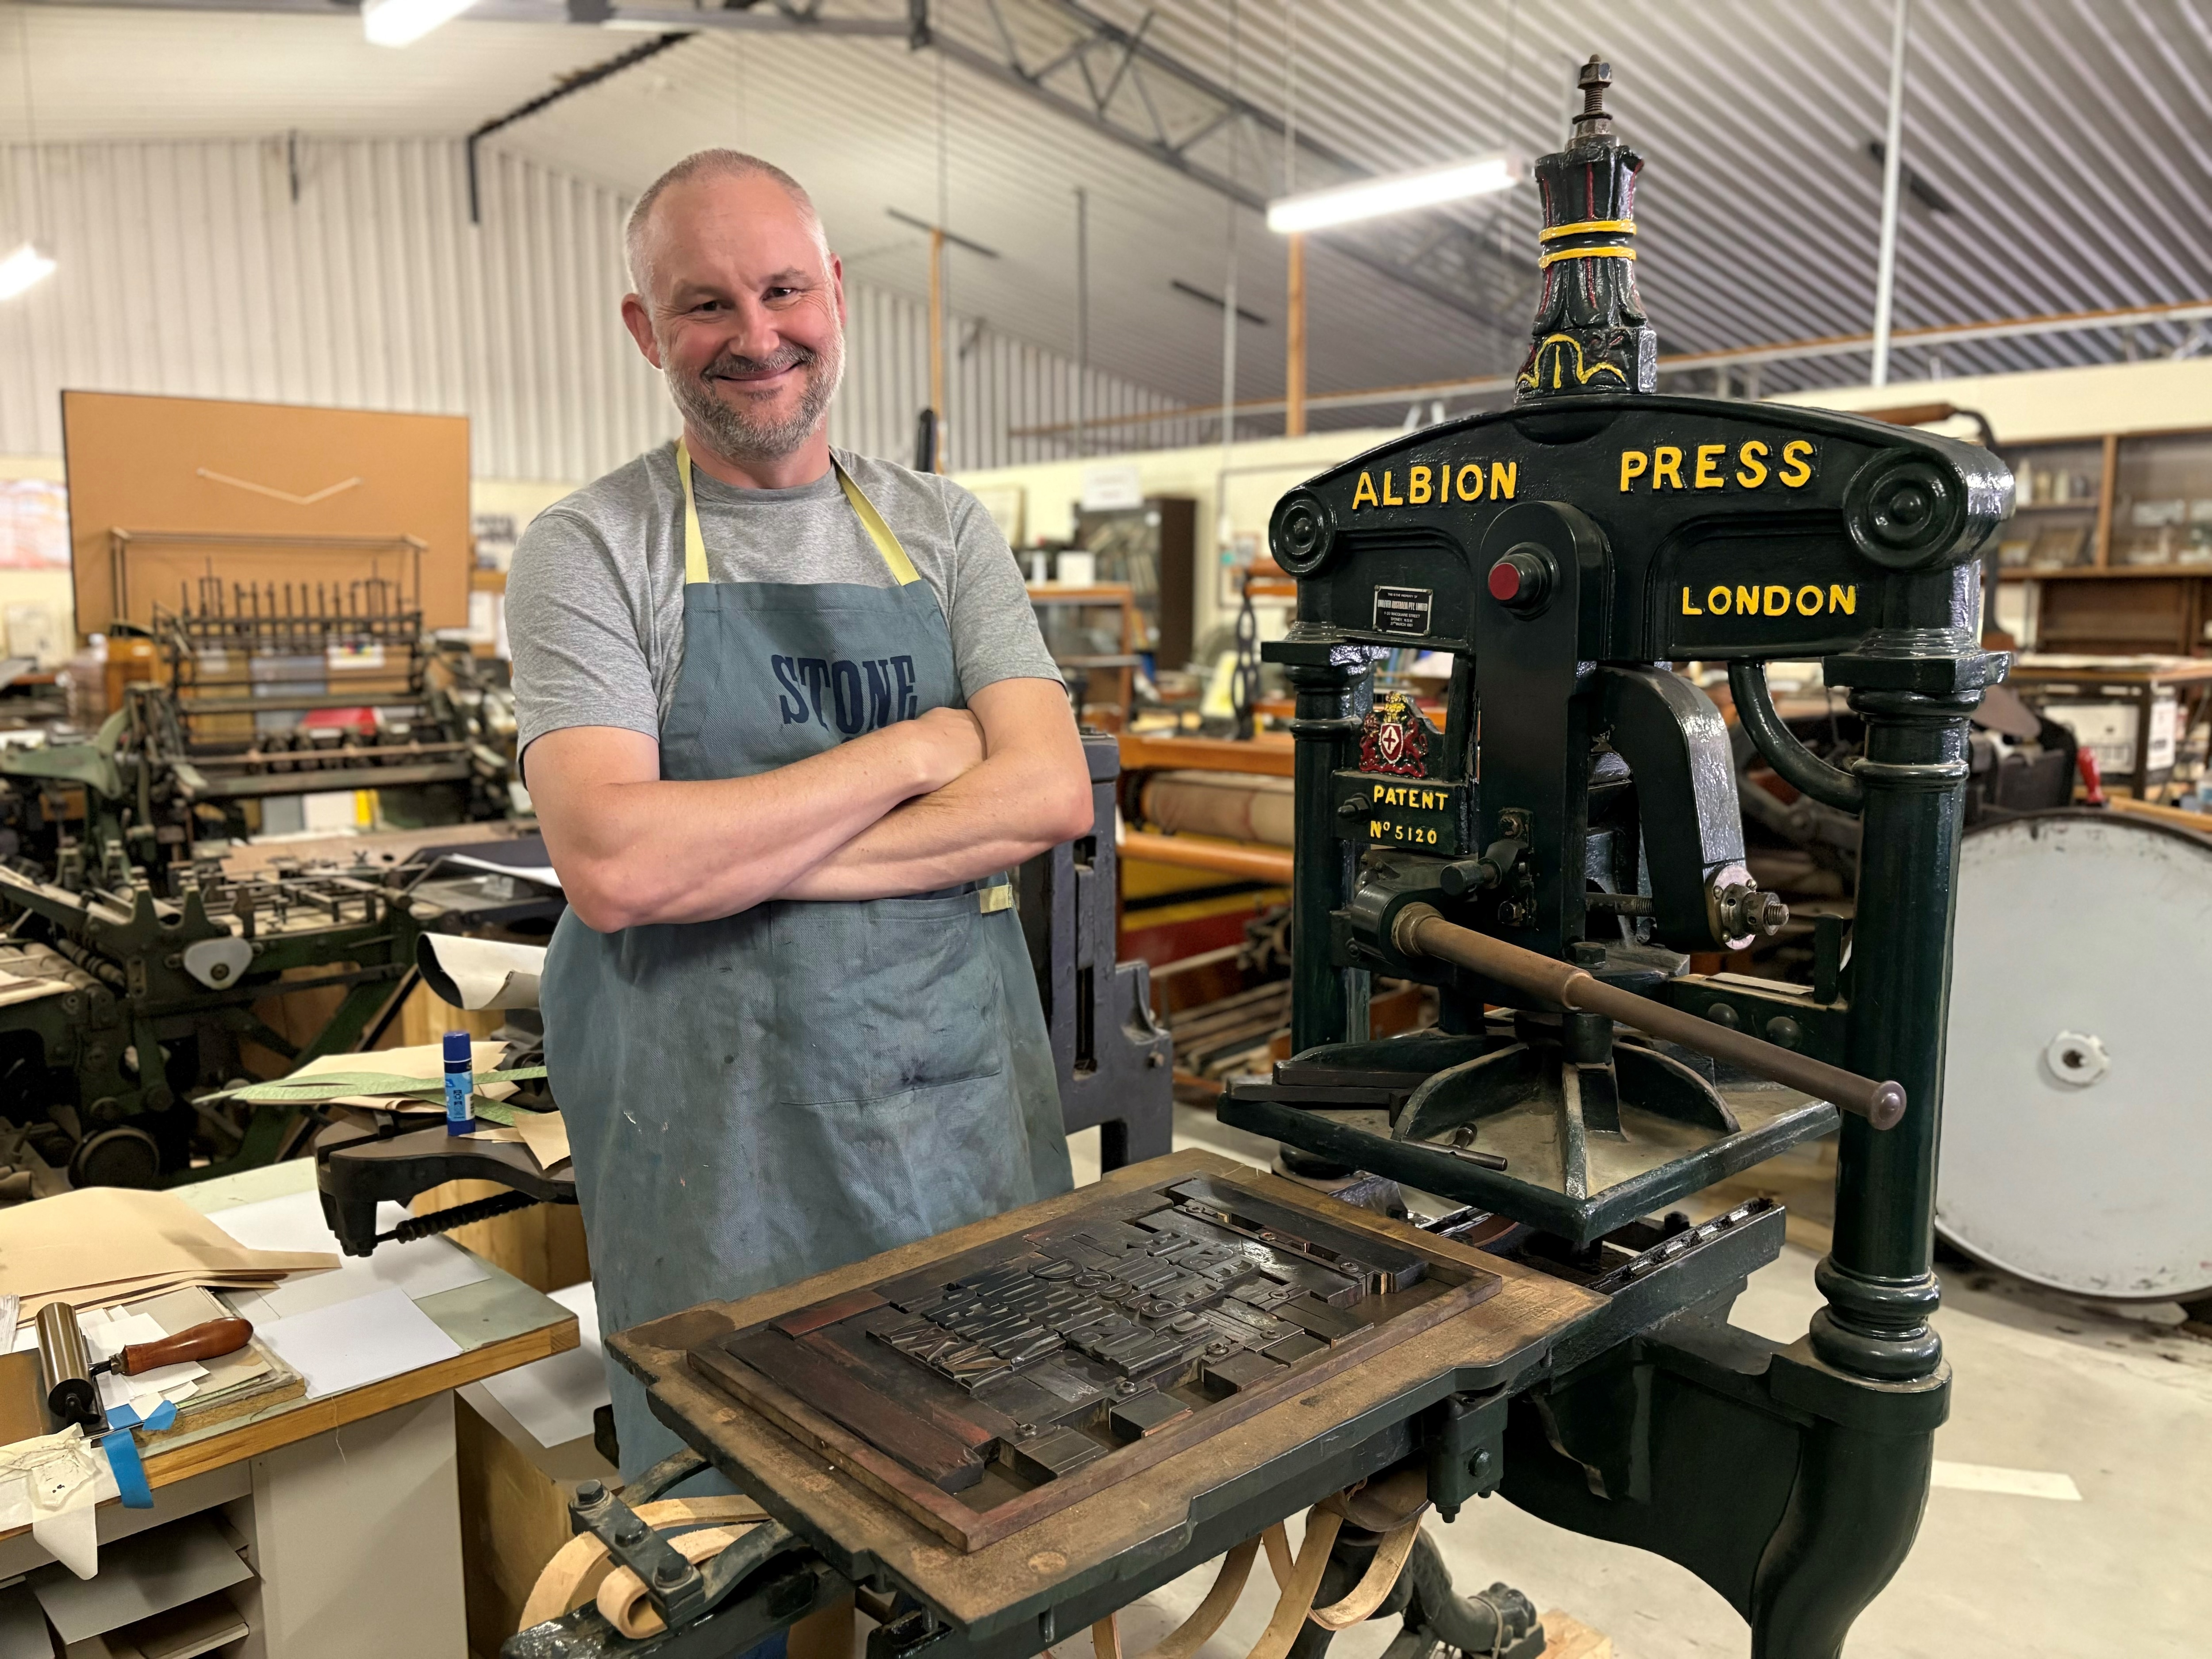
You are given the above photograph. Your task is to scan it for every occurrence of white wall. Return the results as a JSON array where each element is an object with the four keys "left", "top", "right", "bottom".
[
  {"left": 1770, "top": 357, "right": 2212, "bottom": 444},
  {"left": 0, "top": 135, "right": 1190, "bottom": 481},
  {"left": 957, "top": 429, "right": 1397, "bottom": 656}
]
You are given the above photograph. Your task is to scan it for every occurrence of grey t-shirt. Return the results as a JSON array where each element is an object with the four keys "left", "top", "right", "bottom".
[{"left": 507, "top": 444, "right": 1061, "bottom": 758}]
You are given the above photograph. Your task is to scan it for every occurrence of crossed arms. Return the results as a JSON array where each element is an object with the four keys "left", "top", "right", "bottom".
[{"left": 529, "top": 677, "right": 1093, "bottom": 931}]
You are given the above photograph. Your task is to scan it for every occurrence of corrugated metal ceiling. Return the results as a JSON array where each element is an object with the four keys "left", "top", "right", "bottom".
[{"left": 3, "top": 0, "right": 2209, "bottom": 422}]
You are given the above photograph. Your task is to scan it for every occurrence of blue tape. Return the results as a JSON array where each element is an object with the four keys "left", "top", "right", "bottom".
[{"left": 100, "top": 1399, "right": 178, "bottom": 1509}]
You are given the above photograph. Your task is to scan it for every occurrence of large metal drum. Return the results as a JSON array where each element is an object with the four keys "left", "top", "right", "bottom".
[{"left": 1938, "top": 810, "right": 2212, "bottom": 1301}]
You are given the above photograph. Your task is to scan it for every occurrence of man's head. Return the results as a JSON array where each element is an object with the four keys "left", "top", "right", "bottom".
[{"left": 621, "top": 151, "right": 845, "bottom": 469}]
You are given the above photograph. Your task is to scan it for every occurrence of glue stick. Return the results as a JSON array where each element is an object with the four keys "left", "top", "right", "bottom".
[{"left": 442, "top": 1029, "right": 476, "bottom": 1135}]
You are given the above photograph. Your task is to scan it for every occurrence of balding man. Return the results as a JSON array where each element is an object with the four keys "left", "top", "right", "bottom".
[{"left": 508, "top": 150, "right": 1086, "bottom": 1479}]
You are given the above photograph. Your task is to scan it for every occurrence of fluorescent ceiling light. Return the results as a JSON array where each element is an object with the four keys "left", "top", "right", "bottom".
[
  {"left": 0, "top": 243, "right": 56, "bottom": 301},
  {"left": 362, "top": 0, "right": 480, "bottom": 47},
  {"left": 1266, "top": 156, "right": 1521, "bottom": 234}
]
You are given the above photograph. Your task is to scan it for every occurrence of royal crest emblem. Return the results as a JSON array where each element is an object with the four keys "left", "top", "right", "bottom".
[{"left": 1359, "top": 691, "right": 1429, "bottom": 777}]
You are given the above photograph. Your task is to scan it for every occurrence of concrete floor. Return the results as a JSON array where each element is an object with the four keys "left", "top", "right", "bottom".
[{"left": 1058, "top": 1106, "right": 2212, "bottom": 1659}]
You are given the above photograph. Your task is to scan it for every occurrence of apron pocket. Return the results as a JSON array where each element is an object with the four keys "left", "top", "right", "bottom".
[{"left": 770, "top": 894, "right": 1008, "bottom": 1106}]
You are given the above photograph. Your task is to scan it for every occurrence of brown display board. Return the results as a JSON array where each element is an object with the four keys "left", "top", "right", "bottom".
[{"left": 62, "top": 391, "right": 470, "bottom": 635}]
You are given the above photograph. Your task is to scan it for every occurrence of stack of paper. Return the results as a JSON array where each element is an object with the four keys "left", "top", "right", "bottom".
[
  {"left": 213, "top": 1041, "right": 524, "bottom": 1114},
  {"left": 0, "top": 1187, "right": 337, "bottom": 1320}
]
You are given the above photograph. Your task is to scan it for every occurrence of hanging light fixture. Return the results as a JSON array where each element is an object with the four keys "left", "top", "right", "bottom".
[
  {"left": 361, "top": 0, "right": 480, "bottom": 48},
  {"left": 0, "top": 242, "right": 55, "bottom": 301},
  {"left": 1266, "top": 155, "right": 1521, "bottom": 234}
]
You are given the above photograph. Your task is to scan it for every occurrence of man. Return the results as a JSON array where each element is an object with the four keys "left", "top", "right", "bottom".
[{"left": 507, "top": 150, "right": 1089, "bottom": 1478}]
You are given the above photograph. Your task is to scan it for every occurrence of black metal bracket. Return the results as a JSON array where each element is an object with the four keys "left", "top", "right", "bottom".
[{"left": 570, "top": 1481, "right": 713, "bottom": 1632}]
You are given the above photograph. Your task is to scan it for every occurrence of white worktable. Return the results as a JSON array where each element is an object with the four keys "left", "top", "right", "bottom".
[{"left": 0, "top": 1160, "right": 577, "bottom": 1659}]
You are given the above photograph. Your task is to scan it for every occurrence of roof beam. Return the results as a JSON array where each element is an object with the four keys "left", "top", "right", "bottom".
[
  {"left": 1010, "top": 294, "right": 2212, "bottom": 438},
  {"left": 924, "top": 27, "right": 1504, "bottom": 329}
]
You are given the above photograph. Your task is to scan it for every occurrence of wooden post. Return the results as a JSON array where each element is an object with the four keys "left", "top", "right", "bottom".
[
  {"left": 929, "top": 226, "right": 946, "bottom": 471},
  {"left": 1285, "top": 231, "right": 1307, "bottom": 438}
]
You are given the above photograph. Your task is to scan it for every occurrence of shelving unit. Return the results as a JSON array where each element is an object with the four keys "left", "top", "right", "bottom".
[
  {"left": 1028, "top": 582, "right": 1141, "bottom": 730},
  {"left": 1994, "top": 429, "right": 2212, "bottom": 656}
]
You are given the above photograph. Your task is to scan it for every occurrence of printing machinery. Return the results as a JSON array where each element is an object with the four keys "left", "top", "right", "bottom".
[
  {"left": 0, "top": 578, "right": 541, "bottom": 1188},
  {"left": 499, "top": 59, "right": 2009, "bottom": 1659}
]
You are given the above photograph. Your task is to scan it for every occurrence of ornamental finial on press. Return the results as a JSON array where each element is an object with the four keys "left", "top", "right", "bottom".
[{"left": 1515, "top": 54, "right": 1659, "bottom": 402}]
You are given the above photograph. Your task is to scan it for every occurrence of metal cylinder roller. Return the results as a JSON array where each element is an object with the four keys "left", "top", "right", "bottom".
[{"left": 36, "top": 1302, "right": 99, "bottom": 1429}]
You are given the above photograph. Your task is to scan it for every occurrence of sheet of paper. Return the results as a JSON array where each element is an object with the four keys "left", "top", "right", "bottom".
[
  {"left": 0, "top": 1426, "right": 118, "bottom": 1578},
  {"left": 31, "top": 1514, "right": 253, "bottom": 1643},
  {"left": 444, "top": 853, "right": 562, "bottom": 889},
  {"left": 207, "top": 1192, "right": 488, "bottom": 1319},
  {"left": 476, "top": 1280, "right": 605, "bottom": 1449},
  {"left": 253, "top": 1286, "right": 461, "bottom": 1402},
  {"left": 417, "top": 933, "right": 547, "bottom": 1010},
  {"left": 515, "top": 1109, "right": 571, "bottom": 1171}
]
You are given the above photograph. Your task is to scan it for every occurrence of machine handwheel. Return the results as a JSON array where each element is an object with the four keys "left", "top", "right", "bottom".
[{"left": 70, "top": 1125, "right": 163, "bottom": 1189}]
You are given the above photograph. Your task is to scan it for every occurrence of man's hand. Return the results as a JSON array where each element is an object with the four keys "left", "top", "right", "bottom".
[
  {"left": 910, "top": 704, "right": 988, "bottom": 785},
  {"left": 530, "top": 709, "right": 986, "bottom": 931},
  {"left": 774, "top": 678, "right": 1093, "bottom": 902}
]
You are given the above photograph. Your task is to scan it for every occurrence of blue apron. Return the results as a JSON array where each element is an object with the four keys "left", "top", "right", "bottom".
[{"left": 542, "top": 442, "right": 1073, "bottom": 1479}]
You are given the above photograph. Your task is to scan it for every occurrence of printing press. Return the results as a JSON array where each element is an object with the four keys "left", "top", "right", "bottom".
[{"left": 506, "top": 62, "right": 2008, "bottom": 1659}]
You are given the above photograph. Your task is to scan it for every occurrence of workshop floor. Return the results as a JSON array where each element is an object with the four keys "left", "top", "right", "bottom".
[{"left": 1051, "top": 1109, "right": 2212, "bottom": 1659}]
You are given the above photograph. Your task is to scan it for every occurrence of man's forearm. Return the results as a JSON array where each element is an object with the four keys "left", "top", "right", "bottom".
[
  {"left": 537, "top": 726, "right": 949, "bottom": 928},
  {"left": 775, "top": 751, "right": 1085, "bottom": 901}
]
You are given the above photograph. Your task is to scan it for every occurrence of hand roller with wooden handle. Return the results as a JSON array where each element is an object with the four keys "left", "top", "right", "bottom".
[{"left": 89, "top": 1317, "right": 254, "bottom": 1379}]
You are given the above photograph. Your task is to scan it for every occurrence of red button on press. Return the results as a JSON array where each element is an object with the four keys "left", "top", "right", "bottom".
[{"left": 1487, "top": 547, "right": 1553, "bottom": 612}]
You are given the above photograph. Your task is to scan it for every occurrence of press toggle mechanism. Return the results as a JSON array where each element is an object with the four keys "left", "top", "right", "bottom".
[{"left": 1440, "top": 837, "right": 1528, "bottom": 897}]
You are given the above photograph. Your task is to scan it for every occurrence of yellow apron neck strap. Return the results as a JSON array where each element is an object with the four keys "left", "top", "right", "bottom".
[
  {"left": 676, "top": 438, "right": 711, "bottom": 585},
  {"left": 676, "top": 439, "right": 920, "bottom": 588},
  {"left": 833, "top": 463, "right": 922, "bottom": 587}
]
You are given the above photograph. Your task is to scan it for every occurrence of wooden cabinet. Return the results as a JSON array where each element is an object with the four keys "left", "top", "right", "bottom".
[{"left": 1996, "top": 430, "right": 2212, "bottom": 655}]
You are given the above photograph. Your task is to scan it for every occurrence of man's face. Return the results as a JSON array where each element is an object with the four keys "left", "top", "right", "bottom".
[{"left": 622, "top": 173, "right": 846, "bottom": 464}]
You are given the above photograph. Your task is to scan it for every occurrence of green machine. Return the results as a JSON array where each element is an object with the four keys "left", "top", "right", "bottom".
[
  {"left": 1220, "top": 57, "right": 2005, "bottom": 1651},
  {"left": 0, "top": 583, "right": 538, "bottom": 1188},
  {"left": 508, "top": 60, "right": 2006, "bottom": 1659}
]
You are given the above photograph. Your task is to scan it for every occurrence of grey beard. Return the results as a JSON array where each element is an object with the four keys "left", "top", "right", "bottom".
[{"left": 667, "top": 335, "right": 844, "bottom": 462}]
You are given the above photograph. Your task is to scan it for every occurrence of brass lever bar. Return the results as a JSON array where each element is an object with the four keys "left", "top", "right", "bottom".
[{"left": 1390, "top": 904, "right": 1906, "bottom": 1129}]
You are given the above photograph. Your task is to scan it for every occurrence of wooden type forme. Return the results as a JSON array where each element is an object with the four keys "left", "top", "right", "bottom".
[
  {"left": 608, "top": 1152, "right": 1601, "bottom": 1632},
  {"left": 688, "top": 1167, "right": 1494, "bottom": 1551}
]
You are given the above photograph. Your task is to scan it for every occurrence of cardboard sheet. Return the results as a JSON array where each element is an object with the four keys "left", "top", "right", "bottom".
[
  {"left": 31, "top": 1515, "right": 252, "bottom": 1643},
  {"left": 0, "top": 1188, "right": 337, "bottom": 1319},
  {"left": 514, "top": 1108, "right": 571, "bottom": 1172},
  {"left": 0, "top": 1585, "right": 47, "bottom": 1659},
  {"left": 254, "top": 1285, "right": 461, "bottom": 1401}
]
